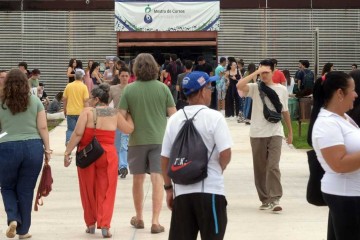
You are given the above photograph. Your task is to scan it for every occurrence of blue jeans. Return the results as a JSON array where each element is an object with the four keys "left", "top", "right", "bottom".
[
  {"left": 0, "top": 139, "right": 43, "bottom": 235},
  {"left": 115, "top": 129, "right": 129, "bottom": 169},
  {"left": 243, "top": 97, "right": 252, "bottom": 119},
  {"left": 66, "top": 115, "right": 79, "bottom": 144}
]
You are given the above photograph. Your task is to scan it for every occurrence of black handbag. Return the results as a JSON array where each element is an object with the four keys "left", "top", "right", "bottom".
[
  {"left": 258, "top": 84, "right": 282, "bottom": 123},
  {"left": 306, "top": 149, "right": 327, "bottom": 206},
  {"left": 76, "top": 108, "right": 104, "bottom": 168}
]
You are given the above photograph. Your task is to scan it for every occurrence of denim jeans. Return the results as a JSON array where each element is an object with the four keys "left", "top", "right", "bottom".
[
  {"left": 0, "top": 139, "right": 43, "bottom": 235},
  {"left": 243, "top": 97, "right": 252, "bottom": 119},
  {"left": 66, "top": 115, "right": 79, "bottom": 144},
  {"left": 115, "top": 129, "right": 129, "bottom": 169}
]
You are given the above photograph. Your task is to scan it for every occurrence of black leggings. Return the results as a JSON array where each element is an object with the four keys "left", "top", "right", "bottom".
[
  {"left": 322, "top": 193, "right": 360, "bottom": 240},
  {"left": 225, "top": 80, "right": 239, "bottom": 117}
]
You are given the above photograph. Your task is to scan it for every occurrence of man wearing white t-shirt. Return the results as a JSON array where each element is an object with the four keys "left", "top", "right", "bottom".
[
  {"left": 161, "top": 71, "right": 232, "bottom": 240},
  {"left": 237, "top": 59, "right": 293, "bottom": 212}
]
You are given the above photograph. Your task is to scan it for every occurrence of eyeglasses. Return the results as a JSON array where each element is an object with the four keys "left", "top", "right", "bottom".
[{"left": 205, "top": 86, "right": 215, "bottom": 93}]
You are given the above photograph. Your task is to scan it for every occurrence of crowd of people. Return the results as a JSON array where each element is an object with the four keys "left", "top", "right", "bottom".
[{"left": 0, "top": 54, "right": 360, "bottom": 240}]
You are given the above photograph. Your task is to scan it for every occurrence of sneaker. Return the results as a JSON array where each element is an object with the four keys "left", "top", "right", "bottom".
[
  {"left": 271, "top": 202, "right": 283, "bottom": 212},
  {"left": 259, "top": 203, "right": 272, "bottom": 210},
  {"left": 119, "top": 168, "right": 128, "bottom": 179},
  {"left": 6, "top": 221, "right": 17, "bottom": 238}
]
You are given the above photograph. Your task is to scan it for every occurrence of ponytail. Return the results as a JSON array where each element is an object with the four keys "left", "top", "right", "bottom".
[
  {"left": 307, "top": 78, "right": 325, "bottom": 147},
  {"left": 307, "top": 71, "right": 351, "bottom": 147}
]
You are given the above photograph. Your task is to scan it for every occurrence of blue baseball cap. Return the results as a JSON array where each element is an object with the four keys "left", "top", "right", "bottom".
[{"left": 182, "top": 71, "right": 219, "bottom": 96}]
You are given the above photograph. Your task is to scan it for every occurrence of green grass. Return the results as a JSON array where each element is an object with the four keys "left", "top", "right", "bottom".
[
  {"left": 284, "top": 121, "right": 311, "bottom": 149},
  {"left": 47, "top": 119, "right": 64, "bottom": 131}
]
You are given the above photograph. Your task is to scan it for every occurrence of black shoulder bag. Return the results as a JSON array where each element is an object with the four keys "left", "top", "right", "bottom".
[
  {"left": 76, "top": 108, "right": 105, "bottom": 168},
  {"left": 258, "top": 82, "right": 282, "bottom": 123}
]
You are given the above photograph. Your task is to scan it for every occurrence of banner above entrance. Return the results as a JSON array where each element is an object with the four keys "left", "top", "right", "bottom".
[{"left": 115, "top": 0, "right": 220, "bottom": 32}]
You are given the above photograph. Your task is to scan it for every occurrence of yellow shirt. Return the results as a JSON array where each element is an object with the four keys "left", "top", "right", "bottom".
[{"left": 63, "top": 80, "right": 89, "bottom": 115}]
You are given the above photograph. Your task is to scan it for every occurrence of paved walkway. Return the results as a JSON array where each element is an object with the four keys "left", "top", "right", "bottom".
[{"left": 0, "top": 119, "right": 328, "bottom": 240}]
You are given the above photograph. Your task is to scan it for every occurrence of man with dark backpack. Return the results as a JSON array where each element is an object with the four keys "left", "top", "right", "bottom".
[
  {"left": 161, "top": 71, "right": 232, "bottom": 240},
  {"left": 296, "top": 60, "right": 315, "bottom": 97}
]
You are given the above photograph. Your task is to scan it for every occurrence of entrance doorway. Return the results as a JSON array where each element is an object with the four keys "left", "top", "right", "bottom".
[
  {"left": 117, "top": 31, "right": 218, "bottom": 67},
  {"left": 118, "top": 46, "right": 217, "bottom": 67}
]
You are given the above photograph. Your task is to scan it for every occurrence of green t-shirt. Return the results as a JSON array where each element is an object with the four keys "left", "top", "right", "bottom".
[
  {"left": 0, "top": 95, "right": 44, "bottom": 143},
  {"left": 29, "top": 78, "right": 39, "bottom": 88},
  {"left": 119, "top": 80, "right": 175, "bottom": 146}
]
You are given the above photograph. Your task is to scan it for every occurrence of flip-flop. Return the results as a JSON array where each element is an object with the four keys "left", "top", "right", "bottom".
[
  {"left": 85, "top": 225, "right": 96, "bottom": 234},
  {"left": 101, "top": 228, "right": 112, "bottom": 238}
]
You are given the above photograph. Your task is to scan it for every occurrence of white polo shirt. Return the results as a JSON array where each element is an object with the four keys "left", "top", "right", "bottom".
[
  {"left": 312, "top": 108, "right": 360, "bottom": 196},
  {"left": 161, "top": 105, "right": 233, "bottom": 197},
  {"left": 245, "top": 83, "right": 288, "bottom": 138}
]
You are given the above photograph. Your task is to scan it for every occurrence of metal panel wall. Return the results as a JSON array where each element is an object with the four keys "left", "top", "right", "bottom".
[
  {"left": 219, "top": 9, "right": 360, "bottom": 76},
  {"left": 0, "top": 11, "right": 117, "bottom": 97},
  {"left": 0, "top": 10, "right": 359, "bottom": 96}
]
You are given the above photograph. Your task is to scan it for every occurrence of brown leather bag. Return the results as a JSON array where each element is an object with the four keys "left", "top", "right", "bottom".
[{"left": 34, "top": 164, "right": 53, "bottom": 211}]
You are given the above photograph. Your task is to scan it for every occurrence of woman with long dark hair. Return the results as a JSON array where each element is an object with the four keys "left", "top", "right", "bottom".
[
  {"left": 308, "top": 71, "right": 360, "bottom": 240},
  {"left": 67, "top": 58, "right": 77, "bottom": 83},
  {"left": 224, "top": 60, "right": 241, "bottom": 118},
  {"left": 84, "top": 60, "right": 94, "bottom": 93},
  {"left": 321, "top": 62, "right": 334, "bottom": 76},
  {"left": 90, "top": 62, "right": 103, "bottom": 86},
  {"left": 0, "top": 69, "right": 51, "bottom": 239}
]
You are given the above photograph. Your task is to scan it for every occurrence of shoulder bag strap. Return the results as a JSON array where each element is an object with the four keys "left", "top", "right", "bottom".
[
  {"left": 92, "top": 108, "right": 97, "bottom": 134},
  {"left": 258, "top": 83, "right": 267, "bottom": 106}
]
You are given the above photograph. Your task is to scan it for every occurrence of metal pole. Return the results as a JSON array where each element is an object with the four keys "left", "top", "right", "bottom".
[{"left": 314, "top": 27, "right": 319, "bottom": 78}]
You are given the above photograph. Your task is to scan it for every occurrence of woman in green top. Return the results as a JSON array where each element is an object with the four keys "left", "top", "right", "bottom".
[{"left": 0, "top": 69, "right": 51, "bottom": 239}]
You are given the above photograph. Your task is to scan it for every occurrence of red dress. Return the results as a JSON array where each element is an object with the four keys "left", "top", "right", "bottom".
[{"left": 77, "top": 127, "right": 117, "bottom": 229}]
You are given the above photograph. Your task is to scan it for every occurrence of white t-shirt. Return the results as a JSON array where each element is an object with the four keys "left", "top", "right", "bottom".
[
  {"left": 286, "top": 77, "right": 295, "bottom": 94},
  {"left": 245, "top": 82, "right": 288, "bottom": 138},
  {"left": 312, "top": 108, "right": 360, "bottom": 196},
  {"left": 161, "top": 105, "right": 233, "bottom": 197}
]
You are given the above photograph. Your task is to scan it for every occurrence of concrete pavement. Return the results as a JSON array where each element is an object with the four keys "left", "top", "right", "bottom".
[{"left": 0, "top": 118, "right": 328, "bottom": 240}]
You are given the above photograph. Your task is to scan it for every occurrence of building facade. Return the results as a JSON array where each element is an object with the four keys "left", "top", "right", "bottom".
[{"left": 0, "top": 0, "right": 359, "bottom": 96}]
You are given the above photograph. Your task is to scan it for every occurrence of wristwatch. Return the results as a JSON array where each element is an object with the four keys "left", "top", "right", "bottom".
[
  {"left": 164, "top": 184, "right": 173, "bottom": 191},
  {"left": 64, "top": 151, "right": 70, "bottom": 156}
]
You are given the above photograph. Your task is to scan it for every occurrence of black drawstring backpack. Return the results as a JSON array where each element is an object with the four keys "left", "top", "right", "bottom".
[{"left": 168, "top": 108, "right": 215, "bottom": 185}]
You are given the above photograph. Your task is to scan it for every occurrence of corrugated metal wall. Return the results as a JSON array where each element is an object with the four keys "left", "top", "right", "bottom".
[
  {"left": 219, "top": 9, "right": 360, "bottom": 76},
  {"left": 0, "top": 11, "right": 117, "bottom": 97},
  {"left": 0, "top": 10, "right": 359, "bottom": 96}
]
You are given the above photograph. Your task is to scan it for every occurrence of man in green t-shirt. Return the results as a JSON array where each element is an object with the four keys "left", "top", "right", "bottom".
[
  {"left": 28, "top": 69, "right": 40, "bottom": 88},
  {"left": 119, "top": 53, "right": 176, "bottom": 234}
]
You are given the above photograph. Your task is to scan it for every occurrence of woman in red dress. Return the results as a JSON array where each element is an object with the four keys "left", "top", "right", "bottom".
[{"left": 64, "top": 83, "right": 134, "bottom": 238}]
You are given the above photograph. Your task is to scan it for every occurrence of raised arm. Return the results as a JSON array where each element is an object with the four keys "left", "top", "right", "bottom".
[{"left": 237, "top": 66, "right": 269, "bottom": 94}]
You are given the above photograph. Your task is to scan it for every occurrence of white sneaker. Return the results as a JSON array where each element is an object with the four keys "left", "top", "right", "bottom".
[
  {"left": 271, "top": 202, "right": 283, "bottom": 212},
  {"left": 259, "top": 203, "right": 272, "bottom": 210}
]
